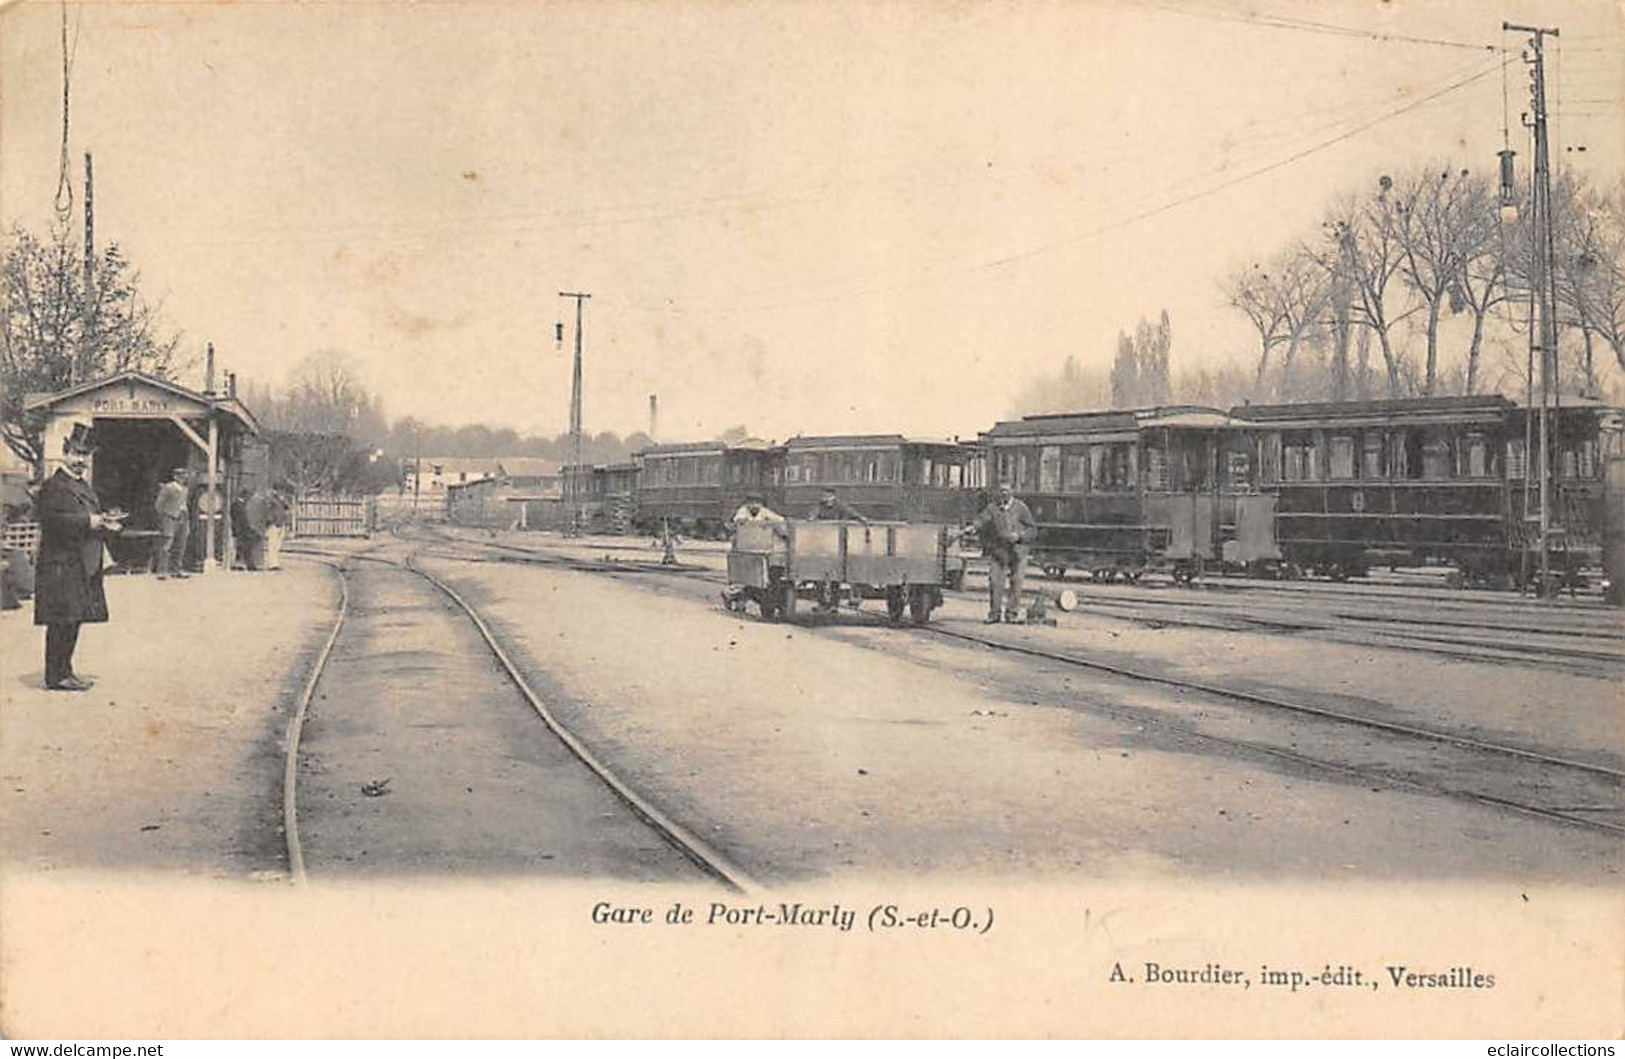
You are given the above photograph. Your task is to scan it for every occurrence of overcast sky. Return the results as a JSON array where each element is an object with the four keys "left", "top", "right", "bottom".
[{"left": 2, "top": 0, "right": 1621, "bottom": 442}]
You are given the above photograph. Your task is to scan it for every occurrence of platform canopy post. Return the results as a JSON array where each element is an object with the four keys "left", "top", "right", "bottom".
[{"left": 204, "top": 415, "right": 219, "bottom": 573}]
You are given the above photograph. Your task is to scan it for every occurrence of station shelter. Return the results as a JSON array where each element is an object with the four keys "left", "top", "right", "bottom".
[{"left": 23, "top": 370, "right": 261, "bottom": 573}]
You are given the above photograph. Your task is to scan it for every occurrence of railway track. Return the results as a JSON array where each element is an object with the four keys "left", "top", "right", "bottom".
[
  {"left": 432, "top": 525, "right": 1622, "bottom": 674},
  {"left": 916, "top": 623, "right": 1625, "bottom": 839},
  {"left": 393, "top": 529, "right": 1625, "bottom": 839},
  {"left": 282, "top": 541, "right": 758, "bottom": 890}
]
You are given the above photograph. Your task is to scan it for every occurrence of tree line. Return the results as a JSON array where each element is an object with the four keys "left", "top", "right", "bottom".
[
  {"left": 1014, "top": 162, "right": 1624, "bottom": 417},
  {"left": 1225, "top": 162, "right": 1624, "bottom": 403}
]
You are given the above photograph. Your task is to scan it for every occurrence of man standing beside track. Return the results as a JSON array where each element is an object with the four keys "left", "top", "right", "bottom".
[
  {"left": 973, "top": 483, "right": 1037, "bottom": 624},
  {"left": 154, "top": 467, "right": 191, "bottom": 579}
]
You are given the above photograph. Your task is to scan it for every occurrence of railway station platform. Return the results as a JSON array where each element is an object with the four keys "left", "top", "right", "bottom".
[{"left": 0, "top": 558, "right": 342, "bottom": 876}]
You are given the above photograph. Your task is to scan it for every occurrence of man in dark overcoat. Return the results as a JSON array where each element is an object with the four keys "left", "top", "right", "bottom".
[{"left": 34, "top": 424, "right": 122, "bottom": 691}]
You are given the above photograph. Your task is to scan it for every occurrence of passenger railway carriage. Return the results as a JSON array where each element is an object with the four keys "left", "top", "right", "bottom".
[
  {"left": 779, "top": 435, "right": 982, "bottom": 523},
  {"left": 632, "top": 440, "right": 782, "bottom": 537},
  {"left": 593, "top": 394, "right": 1618, "bottom": 596},
  {"left": 1232, "top": 395, "right": 1612, "bottom": 585},
  {"left": 981, "top": 406, "right": 1279, "bottom": 581}
]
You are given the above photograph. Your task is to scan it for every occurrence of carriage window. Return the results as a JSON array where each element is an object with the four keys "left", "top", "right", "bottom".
[
  {"left": 1142, "top": 445, "right": 1169, "bottom": 491},
  {"left": 1063, "top": 449, "right": 1089, "bottom": 494},
  {"left": 1329, "top": 436, "right": 1355, "bottom": 480},
  {"left": 1282, "top": 433, "right": 1314, "bottom": 482},
  {"left": 1089, "top": 443, "right": 1136, "bottom": 491},
  {"left": 1464, "top": 434, "right": 1488, "bottom": 478},
  {"left": 996, "top": 449, "right": 1017, "bottom": 486},
  {"left": 1575, "top": 440, "right": 1597, "bottom": 478},
  {"left": 1226, "top": 449, "right": 1253, "bottom": 489},
  {"left": 1362, "top": 434, "right": 1385, "bottom": 478},
  {"left": 1038, "top": 446, "right": 1061, "bottom": 493},
  {"left": 1421, "top": 435, "right": 1451, "bottom": 480},
  {"left": 1257, "top": 433, "right": 1282, "bottom": 483}
]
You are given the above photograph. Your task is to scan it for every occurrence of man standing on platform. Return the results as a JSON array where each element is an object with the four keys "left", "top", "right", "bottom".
[
  {"left": 34, "top": 424, "right": 122, "bottom": 691},
  {"left": 972, "top": 483, "right": 1037, "bottom": 623},
  {"left": 154, "top": 467, "right": 191, "bottom": 580}
]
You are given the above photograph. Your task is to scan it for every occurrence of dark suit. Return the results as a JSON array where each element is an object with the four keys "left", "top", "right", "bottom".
[
  {"left": 974, "top": 497, "right": 1037, "bottom": 620},
  {"left": 33, "top": 469, "right": 110, "bottom": 686}
]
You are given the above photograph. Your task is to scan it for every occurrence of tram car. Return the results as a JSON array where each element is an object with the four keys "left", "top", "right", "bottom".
[
  {"left": 1230, "top": 394, "right": 1614, "bottom": 586},
  {"left": 980, "top": 406, "right": 1279, "bottom": 582},
  {"left": 633, "top": 439, "right": 783, "bottom": 538},
  {"left": 779, "top": 435, "right": 983, "bottom": 522},
  {"left": 724, "top": 518, "right": 953, "bottom": 624}
]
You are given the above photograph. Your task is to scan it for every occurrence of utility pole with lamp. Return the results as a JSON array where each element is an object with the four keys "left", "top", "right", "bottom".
[{"left": 1506, "top": 21, "right": 1560, "bottom": 598}]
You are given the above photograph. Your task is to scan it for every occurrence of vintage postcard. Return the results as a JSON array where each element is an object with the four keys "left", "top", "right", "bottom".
[{"left": 1, "top": 0, "right": 1621, "bottom": 1039}]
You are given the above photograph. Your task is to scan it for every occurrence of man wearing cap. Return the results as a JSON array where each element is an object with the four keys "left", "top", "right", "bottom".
[
  {"left": 972, "top": 483, "right": 1037, "bottom": 623},
  {"left": 807, "top": 487, "right": 868, "bottom": 525},
  {"left": 153, "top": 467, "right": 192, "bottom": 579},
  {"left": 730, "top": 493, "right": 784, "bottom": 525},
  {"left": 34, "top": 424, "right": 122, "bottom": 691}
]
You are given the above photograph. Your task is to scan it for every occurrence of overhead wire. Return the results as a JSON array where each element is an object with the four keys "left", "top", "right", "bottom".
[
  {"left": 1129, "top": 0, "right": 1496, "bottom": 52},
  {"left": 654, "top": 53, "right": 1513, "bottom": 319}
]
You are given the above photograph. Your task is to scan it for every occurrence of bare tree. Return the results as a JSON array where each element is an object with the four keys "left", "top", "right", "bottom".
[
  {"left": 1316, "top": 181, "right": 1419, "bottom": 397},
  {"left": 1392, "top": 166, "right": 1501, "bottom": 395},
  {"left": 1, "top": 222, "right": 183, "bottom": 465},
  {"left": 1552, "top": 176, "right": 1625, "bottom": 389}
]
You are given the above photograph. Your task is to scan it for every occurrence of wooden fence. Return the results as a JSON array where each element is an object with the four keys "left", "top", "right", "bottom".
[
  {"left": 291, "top": 496, "right": 374, "bottom": 538},
  {"left": 3, "top": 520, "right": 40, "bottom": 557}
]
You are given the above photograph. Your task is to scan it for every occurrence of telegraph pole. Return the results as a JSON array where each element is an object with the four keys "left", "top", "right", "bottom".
[
  {"left": 559, "top": 291, "right": 591, "bottom": 537},
  {"left": 1506, "top": 21, "right": 1559, "bottom": 597}
]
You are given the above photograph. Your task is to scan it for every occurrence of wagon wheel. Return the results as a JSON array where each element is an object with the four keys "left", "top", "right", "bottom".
[
  {"left": 885, "top": 586, "right": 907, "bottom": 623},
  {"left": 907, "top": 585, "right": 933, "bottom": 625}
]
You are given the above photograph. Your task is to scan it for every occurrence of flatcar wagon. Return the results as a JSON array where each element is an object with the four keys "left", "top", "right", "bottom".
[
  {"left": 1230, "top": 394, "right": 1613, "bottom": 586},
  {"left": 779, "top": 435, "right": 981, "bottom": 523},
  {"left": 981, "top": 406, "right": 1279, "bottom": 582},
  {"left": 633, "top": 439, "right": 783, "bottom": 538},
  {"left": 725, "top": 518, "right": 952, "bottom": 623}
]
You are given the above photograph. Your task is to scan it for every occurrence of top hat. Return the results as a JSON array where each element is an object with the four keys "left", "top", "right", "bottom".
[{"left": 63, "top": 423, "right": 98, "bottom": 454}]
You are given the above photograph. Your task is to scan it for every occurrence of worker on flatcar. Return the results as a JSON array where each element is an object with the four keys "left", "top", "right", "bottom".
[
  {"left": 731, "top": 493, "right": 785, "bottom": 525},
  {"left": 808, "top": 487, "right": 869, "bottom": 525},
  {"left": 973, "top": 483, "right": 1037, "bottom": 623}
]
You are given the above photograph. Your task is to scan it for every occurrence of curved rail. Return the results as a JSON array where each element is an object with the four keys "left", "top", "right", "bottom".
[
  {"left": 283, "top": 538, "right": 760, "bottom": 894},
  {"left": 403, "top": 552, "right": 760, "bottom": 894},
  {"left": 280, "top": 552, "right": 354, "bottom": 885}
]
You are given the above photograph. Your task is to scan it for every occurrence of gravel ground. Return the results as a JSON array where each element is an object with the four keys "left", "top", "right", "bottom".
[
  {"left": 418, "top": 551, "right": 1622, "bottom": 883},
  {"left": 0, "top": 560, "right": 340, "bottom": 877}
]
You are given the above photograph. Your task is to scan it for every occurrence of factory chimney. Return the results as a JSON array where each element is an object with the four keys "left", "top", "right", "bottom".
[{"left": 649, "top": 394, "right": 659, "bottom": 442}]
